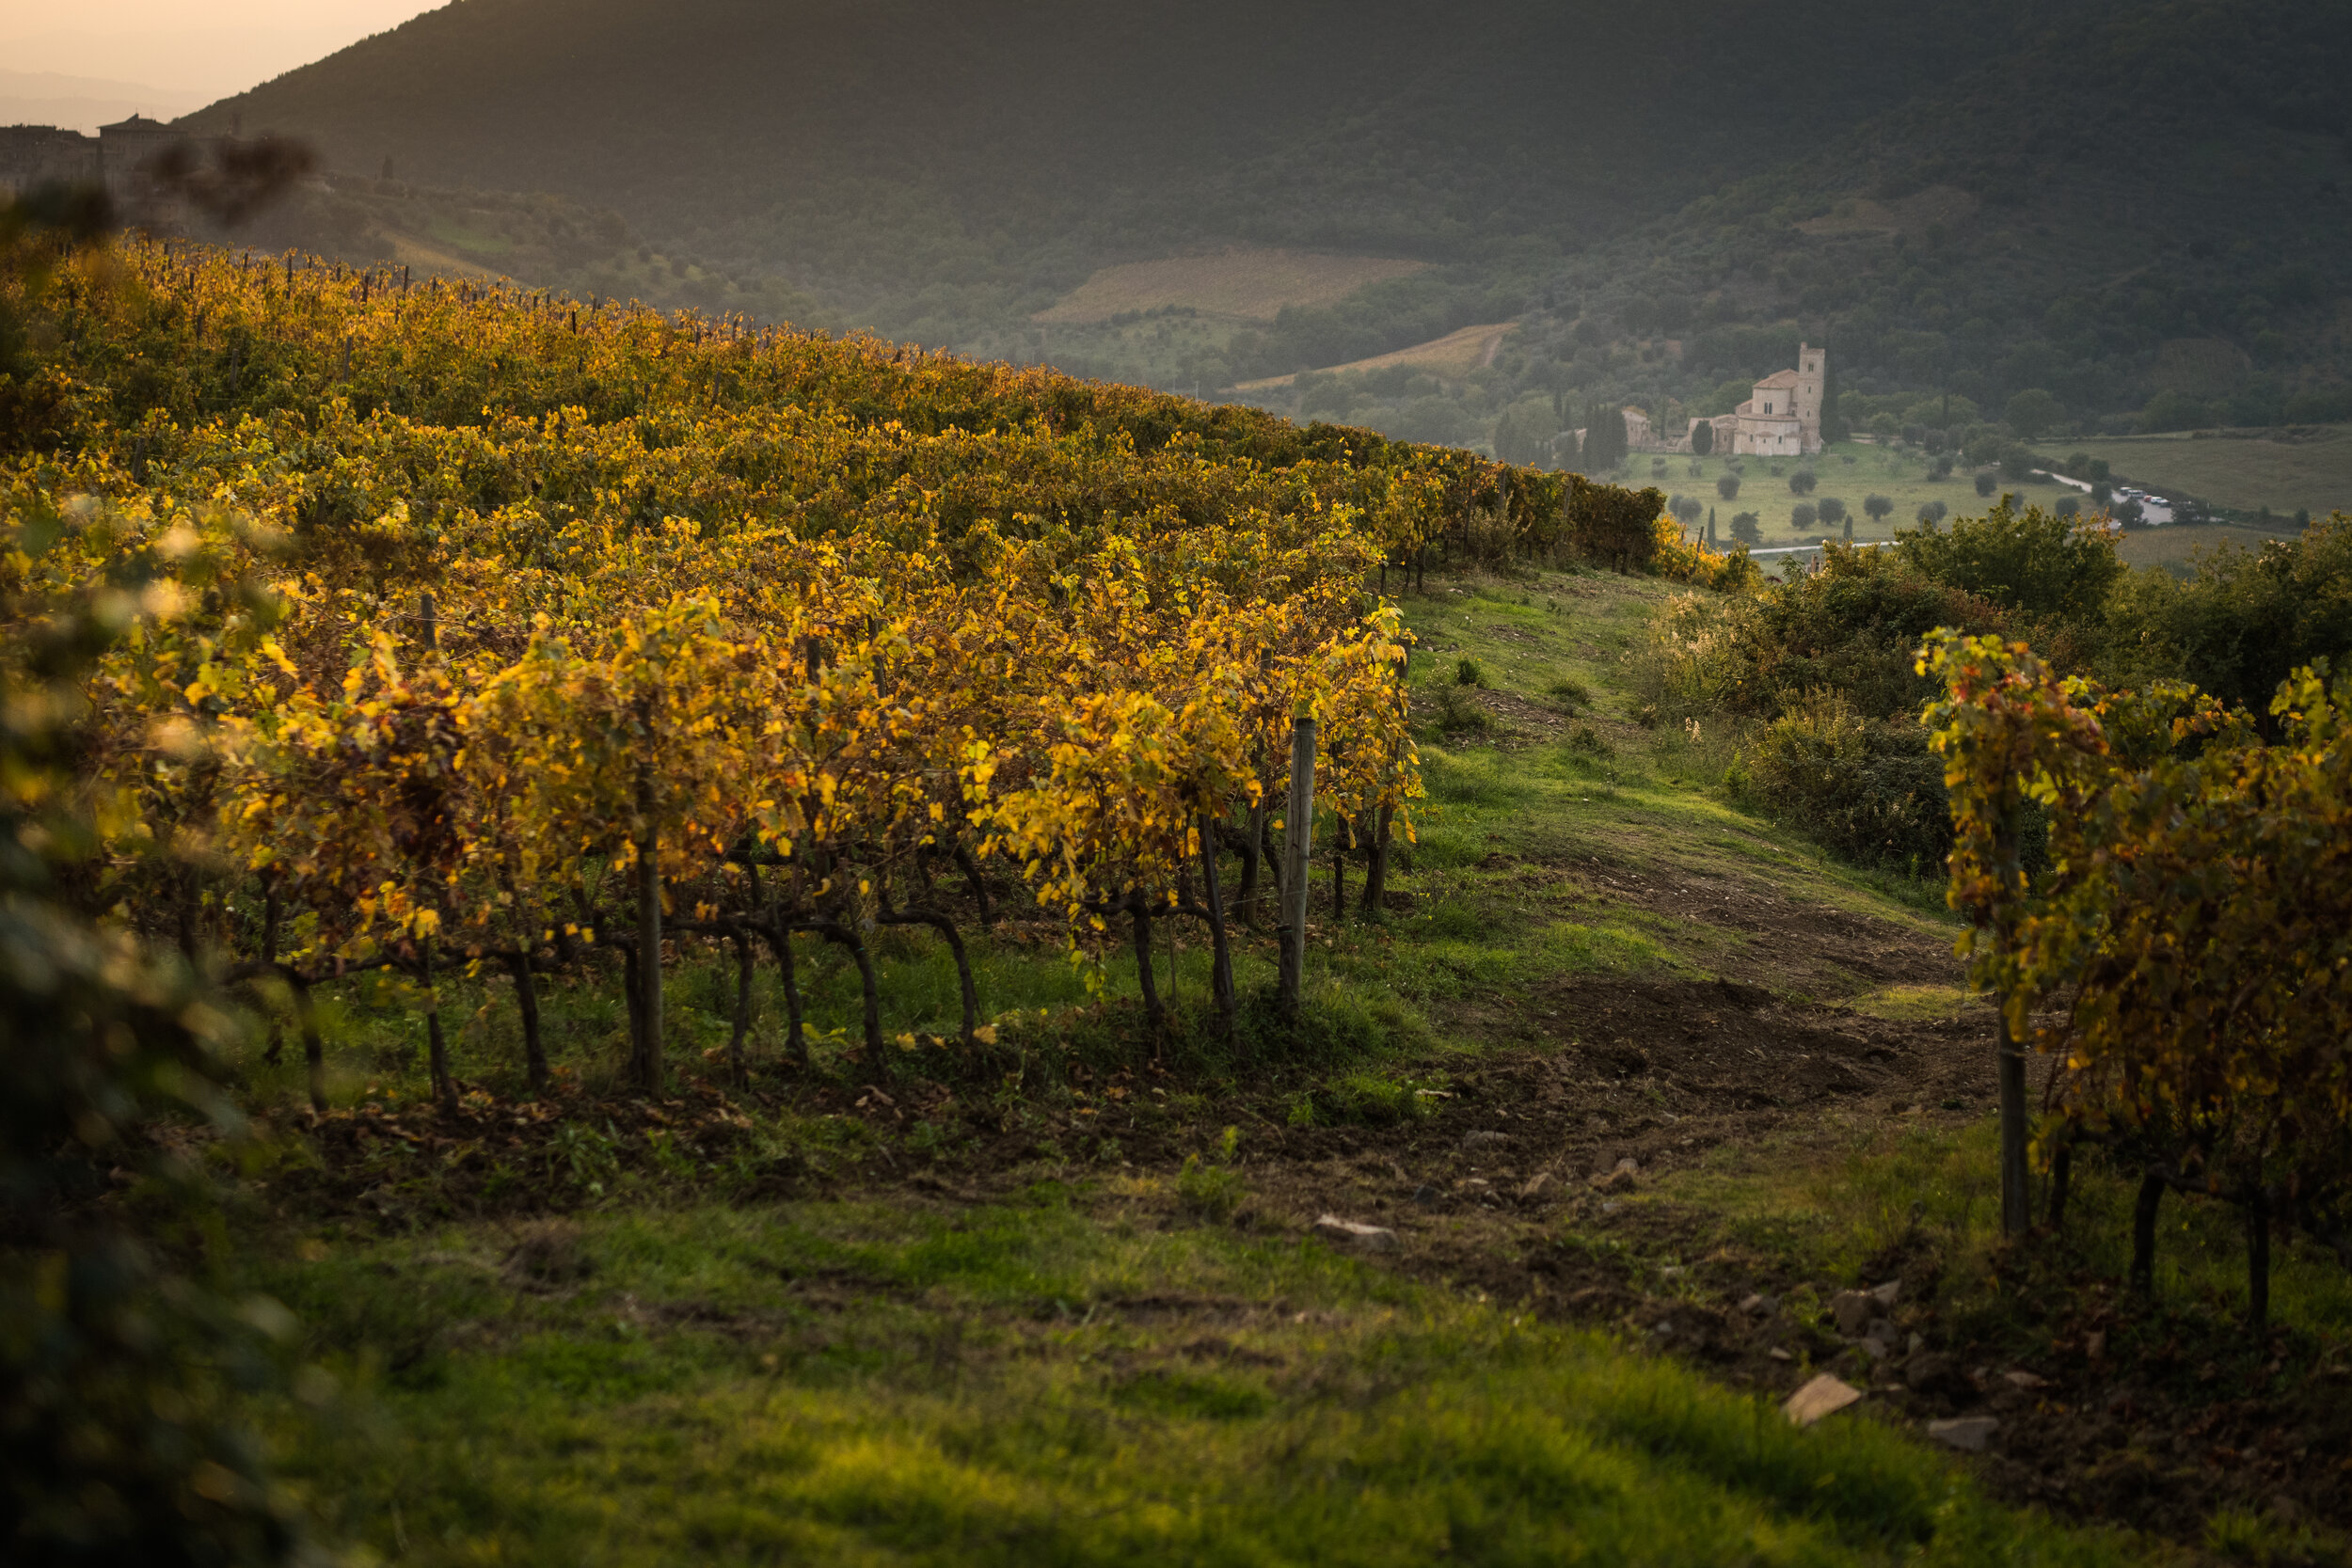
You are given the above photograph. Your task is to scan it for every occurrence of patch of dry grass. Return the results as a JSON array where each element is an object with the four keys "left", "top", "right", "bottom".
[
  {"left": 1236, "top": 320, "right": 1518, "bottom": 391},
  {"left": 1031, "top": 247, "right": 1427, "bottom": 325}
]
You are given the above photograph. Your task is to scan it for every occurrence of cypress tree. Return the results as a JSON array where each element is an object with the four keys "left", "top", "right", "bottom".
[{"left": 1708, "top": 507, "right": 1717, "bottom": 546}]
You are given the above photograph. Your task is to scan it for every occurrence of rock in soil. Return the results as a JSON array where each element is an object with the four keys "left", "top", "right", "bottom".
[
  {"left": 1928, "top": 1416, "right": 2000, "bottom": 1452},
  {"left": 1784, "top": 1373, "right": 1864, "bottom": 1426},
  {"left": 1311, "top": 1214, "right": 1400, "bottom": 1251},
  {"left": 1904, "top": 1352, "right": 1970, "bottom": 1399},
  {"left": 1589, "top": 1157, "right": 1640, "bottom": 1194}
]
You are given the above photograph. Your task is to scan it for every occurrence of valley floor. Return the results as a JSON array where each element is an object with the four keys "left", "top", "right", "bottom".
[{"left": 238, "top": 568, "right": 2351, "bottom": 1566}]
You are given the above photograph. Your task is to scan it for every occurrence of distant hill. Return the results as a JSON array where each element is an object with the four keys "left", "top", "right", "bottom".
[
  {"left": 1493, "top": 0, "right": 2352, "bottom": 439},
  {"left": 188, "top": 1, "right": 2036, "bottom": 325},
  {"left": 183, "top": 0, "right": 2352, "bottom": 451}
]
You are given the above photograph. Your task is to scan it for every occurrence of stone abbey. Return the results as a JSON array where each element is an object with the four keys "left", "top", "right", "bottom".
[{"left": 1690, "top": 342, "right": 1827, "bottom": 457}]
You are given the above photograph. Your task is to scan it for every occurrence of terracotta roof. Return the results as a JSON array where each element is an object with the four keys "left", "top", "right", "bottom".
[{"left": 1753, "top": 369, "right": 1800, "bottom": 389}]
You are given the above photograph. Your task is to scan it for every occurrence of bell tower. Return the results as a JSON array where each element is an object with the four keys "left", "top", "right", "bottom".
[{"left": 1794, "top": 342, "right": 1825, "bottom": 453}]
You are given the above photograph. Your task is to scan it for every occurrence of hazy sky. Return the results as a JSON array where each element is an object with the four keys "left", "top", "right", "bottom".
[{"left": 0, "top": 0, "right": 443, "bottom": 101}]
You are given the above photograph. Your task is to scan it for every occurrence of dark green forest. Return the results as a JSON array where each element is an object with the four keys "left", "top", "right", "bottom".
[{"left": 185, "top": 0, "right": 2352, "bottom": 451}]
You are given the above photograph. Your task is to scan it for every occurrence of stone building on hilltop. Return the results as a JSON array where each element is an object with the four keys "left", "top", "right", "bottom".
[{"left": 2, "top": 114, "right": 204, "bottom": 223}]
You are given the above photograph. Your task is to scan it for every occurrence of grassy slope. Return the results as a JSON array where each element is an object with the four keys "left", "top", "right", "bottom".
[{"left": 240, "top": 567, "right": 2351, "bottom": 1564}]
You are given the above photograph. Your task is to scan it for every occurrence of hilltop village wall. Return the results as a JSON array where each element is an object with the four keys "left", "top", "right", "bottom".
[{"left": 1, "top": 114, "right": 196, "bottom": 220}]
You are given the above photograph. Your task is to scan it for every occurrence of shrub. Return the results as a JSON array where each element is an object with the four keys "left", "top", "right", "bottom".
[
  {"left": 1631, "top": 544, "right": 2011, "bottom": 726},
  {"left": 2099, "top": 512, "right": 2352, "bottom": 712},
  {"left": 1717, "top": 474, "right": 1741, "bottom": 500},
  {"left": 1726, "top": 691, "right": 1953, "bottom": 869},
  {"left": 1649, "top": 512, "right": 1761, "bottom": 591},
  {"left": 1892, "top": 497, "right": 2122, "bottom": 625},
  {"left": 1432, "top": 687, "right": 1494, "bottom": 735},
  {"left": 1548, "top": 677, "right": 1594, "bottom": 710},
  {"left": 1454, "top": 657, "right": 1488, "bottom": 688}
]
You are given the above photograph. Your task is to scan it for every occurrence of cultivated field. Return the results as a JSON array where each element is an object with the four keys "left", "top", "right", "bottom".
[
  {"left": 1031, "top": 247, "right": 1428, "bottom": 325},
  {"left": 1236, "top": 320, "right": 1518, "bottom": 390},
  {"left": 2030, "top": 425, "right": 2352, "bottom": 516}
]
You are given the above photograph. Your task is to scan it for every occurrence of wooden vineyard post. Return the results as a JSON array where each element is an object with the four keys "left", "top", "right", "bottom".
[
  {"left": 1994, "top": 802, "right": 2030, "bottom": 1236},
  {"left": 1279, "top": 716, "right": 1316, "bottom": 1013},
  {"left": 1197, "top": 816, "right": 1237, "bottom": 1032},
  {"left": 633, "top": 761, "right": 665, "bottom": 1098}
]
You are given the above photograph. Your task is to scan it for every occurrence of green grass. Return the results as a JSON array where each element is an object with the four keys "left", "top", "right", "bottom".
[
  {"left": 2030, "top": 427, "right": 2352, "bottom": 518},
  {"left": 260, "top": 1200, "right": 2141, "bottom": 1567},
  {"left": 1658, "top": 1116, "right": 2352, "bottom": 1348}
]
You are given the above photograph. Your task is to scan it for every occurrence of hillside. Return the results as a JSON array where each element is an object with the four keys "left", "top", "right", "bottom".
[
  {"left": 13, "top": 195, "right": 2352, "bottom": 1561},
  {"left": 188, "top": 0, "right": 2042, "bottom": 340},
  {"left": 1241, "top": 0, "right": 2352, "bottom": 460},
  {"left": 179, "top": 0, "right": 2352, "bottom": 471}
]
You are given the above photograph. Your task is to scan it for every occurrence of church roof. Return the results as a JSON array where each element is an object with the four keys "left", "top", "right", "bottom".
[
  {"left": 1753, "top": 369, "right": 1800, "bottom": 389},
  {"left": 99, "top": 115, "right": 170, "bottom": 134}
]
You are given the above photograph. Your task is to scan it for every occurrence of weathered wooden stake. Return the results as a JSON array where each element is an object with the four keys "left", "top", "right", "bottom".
[{"left": 1279, "top": 717, "right": 1315, "bottom": 1012}]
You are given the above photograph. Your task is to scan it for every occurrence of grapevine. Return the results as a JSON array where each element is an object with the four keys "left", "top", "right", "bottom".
[{"left": 3, "top": 236, "right": 1692, "bottom": 1104}]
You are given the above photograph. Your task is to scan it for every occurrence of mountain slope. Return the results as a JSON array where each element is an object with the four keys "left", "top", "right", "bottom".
[
  {"left": 1232, "top": 0, "right": 2352, "bottom": 452},
  {"left": 185, "top": 0, "right": 2352, "bottom": 446},
  {"left": 1488, "top": 0, "right": 2352, "bottom": 435},
  {"left": 187, "top": 0, "right": 2049, "bottom": 321}
]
